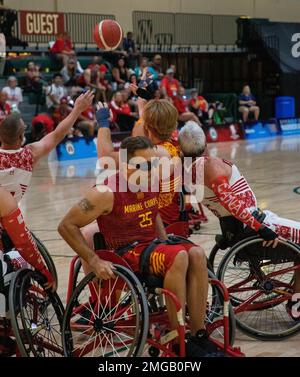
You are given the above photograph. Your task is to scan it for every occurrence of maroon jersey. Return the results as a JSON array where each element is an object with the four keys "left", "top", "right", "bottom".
[
  {"left": 97, "top": 173, "right": 159, "bottom": 249},
  {"left": 158, "top": 139, "right": 181, "bottom": 225}
]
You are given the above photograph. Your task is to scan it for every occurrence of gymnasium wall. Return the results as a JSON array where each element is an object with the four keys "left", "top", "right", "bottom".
[{"left": 5, "top": 0, "right": 300, "bottom": 32}]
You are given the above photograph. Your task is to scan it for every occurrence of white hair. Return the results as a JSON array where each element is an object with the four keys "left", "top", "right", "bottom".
[{"left": 178, "top": 121, "right": 206, "bottom": 157}]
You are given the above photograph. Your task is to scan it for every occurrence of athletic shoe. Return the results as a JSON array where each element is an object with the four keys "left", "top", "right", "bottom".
[{"left": 186, "top": 330, "right": 227, "bottom": 357}]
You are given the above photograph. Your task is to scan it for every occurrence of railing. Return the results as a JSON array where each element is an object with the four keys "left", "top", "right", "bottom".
[{"left": 133, "top": 11, "right": 239, "bottom": 46}]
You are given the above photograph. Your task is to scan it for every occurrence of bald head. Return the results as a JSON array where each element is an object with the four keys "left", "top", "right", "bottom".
[
  {"left": 0, "top": 113, "right": 25, "bottom": 146},
  {"left": 178, "top": 121, "right": 207, "bottom": 157}
]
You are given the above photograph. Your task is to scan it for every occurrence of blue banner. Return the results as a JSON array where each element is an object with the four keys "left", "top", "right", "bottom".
[{"left": 279, "top": 118, "right": 300, "bottom": 135}]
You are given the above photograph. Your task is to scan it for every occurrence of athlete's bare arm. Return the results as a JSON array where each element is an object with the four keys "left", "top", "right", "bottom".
[
  {"left": 156, "top": 213, "right": 168, "bottom": 241},
  {"left": 58, "top": 186, "right": 116, "bottom": 279},
  {"left": 96, "top": 101, "right": 119, "bottom": 166},
  {"left": 29, "top": 91, "right": 94, "bottom": 164},
  {"left": 204, "top": 157, "right": 231, "bottom": 187},
  {"left": 97, "top": 128, "right": 119, "bottom": 165}
]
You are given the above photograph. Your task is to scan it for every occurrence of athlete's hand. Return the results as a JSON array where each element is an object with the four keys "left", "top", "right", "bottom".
[
  {"left": 96, "top": 102, "right": 113, "bottom": 128},
  {"left": 89, "top": 255, "right": 116, "bottom": 280},
  {"left": 258, "top": 224, "right": 279, "bottom": 248},
  {"left": 74, "top": 91, "right": 94, "bottom": 113}
]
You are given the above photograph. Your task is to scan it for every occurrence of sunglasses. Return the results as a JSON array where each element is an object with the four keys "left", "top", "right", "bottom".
[{"left": 129, "top": 159, "right": 159, "bottom": 171}]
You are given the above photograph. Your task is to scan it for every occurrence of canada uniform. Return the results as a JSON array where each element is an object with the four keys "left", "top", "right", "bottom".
[{"left": 194, "top": 157, "right": 300, "bottom": 243}]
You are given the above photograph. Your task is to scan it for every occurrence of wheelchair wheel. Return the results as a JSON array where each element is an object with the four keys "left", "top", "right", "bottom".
[
  {"left": 31, "top": 232, "right": 58, "bottom": 286},
  {"left": 206, "top": 269, "right": 236, "bottom": 346},
  {"left": 62, "top": 264, "right": 149, "bottom": 357},
  {"left": 9, "top": 269, "right": 64, "bottom": 356},
  {"left": 217, "top": 237, "right": 300, "bottom": 340}
]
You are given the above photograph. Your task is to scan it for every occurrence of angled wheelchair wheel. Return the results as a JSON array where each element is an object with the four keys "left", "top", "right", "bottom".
[
  {"left": 62, "top": 264, "right": 149, "bottom": 357},
  {"left": 31, "top": 232, "right": 58, "bottom": 286},
  {"left": 9, "top": 269, "right": 64, "bottom": 356},
  {"left": 217, "top": 237, "right": 300, "bottom": 340},
  {"left": 206, "top": 270, "right": 236, "bottom": 346}
]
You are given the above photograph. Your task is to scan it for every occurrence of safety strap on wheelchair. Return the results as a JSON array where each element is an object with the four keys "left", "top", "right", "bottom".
[
  {"left": 139, "top": 239, "right": 162, "bottom": 276},
  {"left": 139, "top": 235, "right": 194, "bottom": 276},
  {"left": 115, "top": 241, "right": 139, "bottom": 257}
]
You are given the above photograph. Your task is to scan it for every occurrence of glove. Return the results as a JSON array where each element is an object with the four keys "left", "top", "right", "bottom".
[
  {"left": 258, "top": 224, "right": 278, "bottom": 241},
  {"left": 96, "top": 107, "right": 110, "bottom": 128}
]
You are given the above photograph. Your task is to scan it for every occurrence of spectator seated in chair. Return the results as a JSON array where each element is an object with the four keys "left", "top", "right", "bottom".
[
  {"left": 238, "top": 85, "right": 260, "bottom": 123},
  {"left": 173, "top": 87, "right": 201, "bottom": 126}
]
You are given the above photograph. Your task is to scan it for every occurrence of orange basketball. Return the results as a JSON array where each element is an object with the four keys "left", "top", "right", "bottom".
[{"left": 93, "top": 19, "right": 123, "bottom": 50}]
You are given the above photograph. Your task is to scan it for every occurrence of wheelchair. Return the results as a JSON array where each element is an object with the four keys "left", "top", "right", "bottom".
[
  {"left": 0, "top": 231, "right": 64, "bottom": 357},
  {"left": 208, "top": 217, "right": 300, "bottom": 340},
  {"left": 62, "top": 233, "right": 244, "bottom": 357},
  {"left": 162, "top": 193, "right": 208, "bottom": 239}
]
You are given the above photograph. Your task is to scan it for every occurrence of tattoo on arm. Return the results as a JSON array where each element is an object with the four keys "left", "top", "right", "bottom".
[{"left": 78, "top": 198, "right": 95, "bottom": 214}]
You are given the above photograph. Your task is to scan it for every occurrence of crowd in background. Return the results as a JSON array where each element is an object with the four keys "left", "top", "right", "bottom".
[{"left": 0, "top": 31, "right": 260, "bottom": 141}]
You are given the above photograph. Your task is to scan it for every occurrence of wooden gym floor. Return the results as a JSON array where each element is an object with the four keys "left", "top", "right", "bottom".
[{"left": 20, "top": 136, "right": 300, "bottom": 357}]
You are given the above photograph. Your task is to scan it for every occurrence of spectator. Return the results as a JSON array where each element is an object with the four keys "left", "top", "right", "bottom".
[
  {"left": 0, "top": 92, "right": 11, "bottom": 124},
  {"left": 110, "top": 91, "right": 137, "bottom": 131},
  {"left": 31, "top": 113, "right": 54, "bottom": 141},
  {"left": 238, "top": 84, "right": 260, "bottom": 122},
  {"left": 27, "top": 74, "right": 45, "bottom": 106},
  {"left": 52, "top": 97, "right": 72, "bottom": 127},
  {"left": 46, "top": 73, "right": 68, "bottom": 111},
  {"left": 173, "top": 86, "right": 200, "bottom": 125},
  {"left": 50, "top": 32, "right": 75, "bottom": 66},
  {"left": 134, "top": 57, "right": 148, "bottom": 81},
  {"left": 112, "top": 57, "right": 130, "bottom": 90},
  {"left": 2, "top": 76, "right": 23, "bottom": 111},
  {"left": 61, "top": 57, "right": 83, "bottom": 86},
  {"left": 123, "top": 31, "right": 136, "bottom": 55},
  {"left": 122, "top": 31, "right": 139, "bottom": 68},
  {"left": 189, "top": 88, "right": 214, "bottom": 124},
  {"left": 148, "top": 54, "right": 164, "bottom": 82},
  {"left": 25, "top": 61, "right": 40, "bottom": 90},
  {"left": 76, "top": 100, "right": 96, "bottom": 137},
  {"left": 160, "top": 68, "right": 180, "bottom": 100},
  {"left": 83, "top": 63, "right": 107, "bottom": 102},
  {"left": 88, "top": 56, "right": 107, "bottom": 73}
]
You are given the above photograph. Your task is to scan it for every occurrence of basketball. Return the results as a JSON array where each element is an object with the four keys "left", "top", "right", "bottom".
[{"left": 93, "top": 19, "right": 123, "bottom": 50}]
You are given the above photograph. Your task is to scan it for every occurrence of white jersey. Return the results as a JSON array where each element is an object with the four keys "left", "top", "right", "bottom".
[
  {"left": 201, "top": 158, "right": 258, "bottom": 218},
  {"left": 0, "top": 146, "right": 33, "bottom": 203}
]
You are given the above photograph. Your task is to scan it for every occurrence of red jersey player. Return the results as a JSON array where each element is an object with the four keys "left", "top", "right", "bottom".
[{"left": 59, "top": 136, "right": 224, "bottom": 357}]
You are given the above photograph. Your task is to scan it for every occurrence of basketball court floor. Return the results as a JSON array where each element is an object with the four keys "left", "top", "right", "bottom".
[{"left": 20, "top": 135, "right": 300, "bottom": 357}]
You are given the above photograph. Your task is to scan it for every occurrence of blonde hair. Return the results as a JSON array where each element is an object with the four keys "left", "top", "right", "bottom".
[{"left": 142, "top": 99, "right": 178, "bottom": 141}]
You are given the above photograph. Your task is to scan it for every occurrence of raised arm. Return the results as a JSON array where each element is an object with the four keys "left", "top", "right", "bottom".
[
  {"left": 96, "top": 103, "right": 119, "bottom": 167},
  {"left": 58, "top": 186, "right": 115, "bottom": 279},
  {"left": 29, "top": 91, "right": 94, "bottom": 164}
]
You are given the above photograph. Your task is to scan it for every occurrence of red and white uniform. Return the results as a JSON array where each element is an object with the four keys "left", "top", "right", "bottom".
[
  {"left": 194, "top": 157, "right": 300, "bottom": 244},
  {"left": 202, "top": 159, "right": 258, "bottom": 218},
  {"left": 0, "top": 146, "right": 33, "bottom": 203}
]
